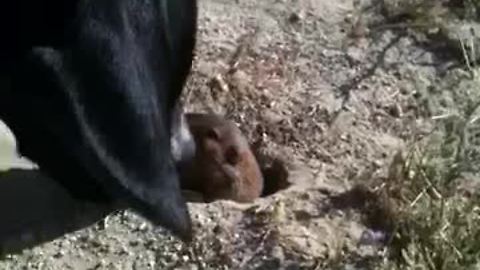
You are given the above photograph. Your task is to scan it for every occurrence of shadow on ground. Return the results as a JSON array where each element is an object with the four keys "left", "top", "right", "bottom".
[{"left": 0, "top": 169, "right": 115, "bottom": 255}]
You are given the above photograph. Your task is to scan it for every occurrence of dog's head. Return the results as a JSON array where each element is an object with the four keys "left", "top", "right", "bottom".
[{"left": 0, "top": 0, "right": 197, "bottom": 241}]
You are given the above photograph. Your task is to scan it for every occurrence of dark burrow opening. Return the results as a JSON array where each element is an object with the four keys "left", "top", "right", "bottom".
[{"left": 258, "top": 156, "right": 291, "bottom": 197}]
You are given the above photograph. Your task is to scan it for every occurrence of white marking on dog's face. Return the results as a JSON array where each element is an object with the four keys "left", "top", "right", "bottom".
[
  {"left": 170, "top": 108, "right": 195, "bottom": 165},
  {"left": 0, "top": 120, "right": 38, "bottom": 170}
]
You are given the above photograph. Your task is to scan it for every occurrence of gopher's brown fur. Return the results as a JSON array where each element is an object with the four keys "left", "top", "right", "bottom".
[{"left": 179, "top": 113, "right": 263, "bottom": 203}]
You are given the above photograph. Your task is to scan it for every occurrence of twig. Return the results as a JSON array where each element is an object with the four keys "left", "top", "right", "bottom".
[
  {"left": 238, "top": 229, "right": 272, "bottom": 268},
  {"left": 410, "top": 189, "right": 427, "bottom": 208}
]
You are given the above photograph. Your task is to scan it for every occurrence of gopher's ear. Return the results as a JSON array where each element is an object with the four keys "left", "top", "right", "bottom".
[{"left": 225, "top": 145, "right": 240, "bottom": 165}]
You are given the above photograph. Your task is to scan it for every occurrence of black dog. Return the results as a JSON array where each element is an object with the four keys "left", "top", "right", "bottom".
[{"left": 0, "top": 0, "right": 197, "bottom": 241}]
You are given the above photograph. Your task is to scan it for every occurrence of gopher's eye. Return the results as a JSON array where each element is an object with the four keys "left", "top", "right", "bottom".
[
  {"left": 206, "top": 127, "right": 221, "bottom": 141},
  {"left": 225, "top": 146, "right": 240, "bottom": 165}
]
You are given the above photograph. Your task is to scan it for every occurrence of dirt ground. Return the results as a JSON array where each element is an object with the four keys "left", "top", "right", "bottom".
[{"left": 0, "top": 0, "right": 466, "bottom": 269}]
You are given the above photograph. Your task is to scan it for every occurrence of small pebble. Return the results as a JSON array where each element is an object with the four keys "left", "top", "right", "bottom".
[{"left": 358, "top": 229, "right": 387, "bottom": 246}]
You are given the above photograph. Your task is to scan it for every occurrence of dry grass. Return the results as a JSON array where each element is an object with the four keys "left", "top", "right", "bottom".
[{"left": 371, "top": 43, "right": 480, "bottom": 269}]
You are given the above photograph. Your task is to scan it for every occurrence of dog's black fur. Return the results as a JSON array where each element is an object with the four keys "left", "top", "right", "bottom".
[{"left": 0, "top": 0, "right": 197, "bottom": 241}]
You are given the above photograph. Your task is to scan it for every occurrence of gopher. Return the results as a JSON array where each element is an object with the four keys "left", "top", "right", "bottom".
[{"left": 179, "top": 113, "right": 263, "bottom": 203}]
